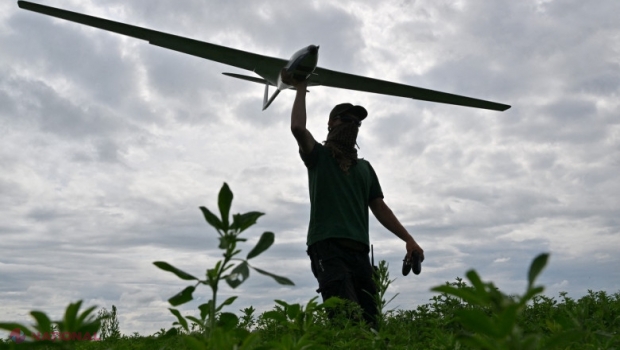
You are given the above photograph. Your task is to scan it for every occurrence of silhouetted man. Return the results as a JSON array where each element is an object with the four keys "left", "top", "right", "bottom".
[{"left": 286, "top": 74, "right": 424, "bottom": 328}]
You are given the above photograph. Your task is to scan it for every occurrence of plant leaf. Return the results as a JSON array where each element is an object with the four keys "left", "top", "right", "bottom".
[
  {"left": 0, "top": 322, "right": 32, "bottom": 338},
  {"left": 218, "top": 235, "right": 235, "bottom": 250},
  {"left": 231, "top": 212, "right": 264, "bottom": 233},
  {"left": 520, "top": 286, "right": 545, "bottom": 306},
  {"left": 76, "top": 305, "right": 98, "bottom": 328},
  {"left": 251, "top": 266, "right": 295, "bottom": 286},
  {"left": 185, "top": 335, "right": 207, "bottom": 350},
  {"left": 153, "top": 261, "right": 198, "bottom": 281},
  {"left": 497, "top": 304, "right": 520, "bottom": 337},
  {"left": 30, "top": 311, "right": 52, "bottom": 335},
  {"left": 246, "top": 232, "right": 275, "bottom": 260},
  {"left": 200, "top": 206, "right": 224, "bottom": 231},
  {"left": 225, "top": 262, "right": 249, "bottom": 289},
  {"left": 465, "top": 270, "right": 488, "bottom": 296},
  {"left": 528, "top": 253, "right": 549, "bottom": 289},
  {"left": 239, "top": 332, "right": 261, "bottom": 350},
  {"left": 165, "top": 327, "right": 179, "bottom": 337},
  {"left": 62, "top": 300, "right": 82, "bottom": 332},
  {"left": 461, "top": 335, "right": 497, "bottom": 350},
  {"left": 286, "top": 303, "right": 301, "bottom": 320},
  {"left": 168, "top": 286, "right": 195, "bottom": 306},
  {"left": 218, "top": 183, "right": 233, "bottom": 230},
  {"left": 431, "top": 285, "right": 487, "bottom": 306},
  {"left": 274, "top": 299, "right": 289, "bottom": 308},
  {"left": 168, "top": 308, "right": 189, "bottom": 332},
  {"left": 216, "top": 296, "right": 239, "bottom": 312},
  {"left": 76, "top": 320, "right": 101, "bottom": 337},
  {"left": 545, "top": 330, "right": 584, "bottom": 348},
  {"left": 185, "top": 316, "right": 204, "bottom": 328},
  {"left": 198, "top": 302, "right": 212, "bottom": 321},
  {"left": 262, "top": 310, "right": 287, "bottom": 324},
  {"left": 218, "top": 312, "right": 239, "bottom": 331},
  {"left": 456, "top": 309, "right": 498, "bottom": 337}
]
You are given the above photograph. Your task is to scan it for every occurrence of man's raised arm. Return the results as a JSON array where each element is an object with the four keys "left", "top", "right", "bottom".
[{"left": 284, "top": 71, "right": 316, "bottom": 154}]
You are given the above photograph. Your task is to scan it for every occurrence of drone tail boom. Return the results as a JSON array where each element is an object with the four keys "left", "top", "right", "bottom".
[
  {"left": 222, "top": 72, "right": 272, "bottom": 85},
  {"left": 262, "top": 84, "right": 281, "bottom": 110}
]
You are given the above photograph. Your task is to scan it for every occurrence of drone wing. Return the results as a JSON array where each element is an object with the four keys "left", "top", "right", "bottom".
[
  {"left": 311, "top": 67, "right": 511, "bottom": 111},
  {"left": 18, "top": 1, "right": 510, "bottom": 111},
  {"left": 17, "top": 1, "right": 286, "bottom": 84}
]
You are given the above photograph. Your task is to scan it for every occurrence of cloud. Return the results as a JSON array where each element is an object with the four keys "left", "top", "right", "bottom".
[{"left": 1, "top": 0, "right": 619, "bottom": 337}]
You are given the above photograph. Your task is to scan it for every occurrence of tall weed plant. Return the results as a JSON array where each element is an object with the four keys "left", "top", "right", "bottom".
[{"left": 153, "top": 183, "right": 294, "bottom": 347}]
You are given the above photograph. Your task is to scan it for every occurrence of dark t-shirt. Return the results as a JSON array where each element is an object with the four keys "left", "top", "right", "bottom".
[{"left": 300, "top": 142, "right": 383, "bottom": 247}]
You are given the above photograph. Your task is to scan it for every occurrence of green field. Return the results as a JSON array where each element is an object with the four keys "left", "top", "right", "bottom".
[
  {"left": 2, "top": 184, "right": 618, "bottom": 349},
  {"left": 2, "top": 279, "right": 619, "bottom": 349}
]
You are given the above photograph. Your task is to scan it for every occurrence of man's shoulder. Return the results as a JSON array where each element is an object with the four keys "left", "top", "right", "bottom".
[
  {"left": 299, "top": 141, "right": 325, "bottom": 168},
  {"left": 356, "top": 157, "right": 373, "bottom": 169},
  {"left": 354, "top": 158, "right": 380, "bottom": 181}
]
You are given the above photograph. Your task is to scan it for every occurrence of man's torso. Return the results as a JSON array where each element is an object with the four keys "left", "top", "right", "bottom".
[{"left": 300, "top": 142, "right": 383, "bottom": 247}]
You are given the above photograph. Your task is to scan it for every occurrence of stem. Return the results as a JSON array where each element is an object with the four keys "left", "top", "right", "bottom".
[
  {"left": 210, "top": 284, "right": 217, "bottom": 339},
  {"left": 208, "top": 232, "right": 237, "bottom": 341}
]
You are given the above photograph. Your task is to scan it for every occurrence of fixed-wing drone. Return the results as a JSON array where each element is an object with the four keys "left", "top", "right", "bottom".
[{"left": 17, "top": 1, "right": 511, "bottom": 112}]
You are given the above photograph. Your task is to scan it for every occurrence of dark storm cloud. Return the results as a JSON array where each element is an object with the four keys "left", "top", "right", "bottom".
[
  {"left": 392, "top": 0, "right": 620, "bottom": 108},
  {"left": 98, "top": 0, "right": 366, "bottom": 69},
  {"left": 5, "top": 7, "right": 192, "bottom": 137},
  {"left": 364, "top": 105, "right": 431, "bottom": 149},
  {"left": 232, "top": 97, "right": 285, "bottom": 127},
  {"left": 0, "top": 87, "right": 16, "bottom": 115},
  {"left": 541, "top": 99, "right": 602, "bottom": 142},
  {"left": 0, "top": 177, "right": 28, "bottom": 210},
  {"left": 108, "top": 220, "right": 221, "bottom": 253},
  {"left": 492, "top": 233, "right": 620, "bottom": 297},
  {"left": 0, "top": 72, "right": 140, "bottom": 167},
  {"left": 6, "top": 13, "right": 138, "bottom": 106},
  {"left": 6, "top": 76, "right": 117, "bottom": 137},
  {"left": 406, "top": 239, "right": 552, "bottom": 295},
  {"left": 504, "top": 99, "right": 606, "bottom": 145},
  {"left": 95, "top": 138, "right": 122, "bottom": 163},
  {"left": 27, "top": 206, "right": 70, "bottom": 222},
  {"left": 572, "top": 65, "right": 620, "bottom": 96},
  {"left": 10, "top": 1, "right": 365, "bottom": 128},
  {"left": 135, "top": 43, "right": 236, "bottom": 115},
  {"left": 440, "top": 185, "right": 558, "bottom": 212},
  {"left": 259, "top": 198, "right": 310, "bottom": 234}
]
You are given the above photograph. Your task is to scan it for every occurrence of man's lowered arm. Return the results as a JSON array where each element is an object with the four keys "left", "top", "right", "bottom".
[{"left": 369, "top": 197, "right": 424, "bottom": 260}]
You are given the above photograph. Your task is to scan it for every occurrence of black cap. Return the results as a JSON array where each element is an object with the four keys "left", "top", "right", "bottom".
[{"left": 329, "top": 103, "right": 368, "bottom": 121}]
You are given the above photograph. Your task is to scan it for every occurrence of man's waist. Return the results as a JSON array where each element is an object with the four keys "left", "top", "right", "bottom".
[{"left": 328, "top": 237, "right": 369, "bottom": 253}]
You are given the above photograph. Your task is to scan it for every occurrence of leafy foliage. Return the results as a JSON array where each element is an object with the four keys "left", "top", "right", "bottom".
[
  {"left": 371, "top": 259, "right": 399, "bottom": 330},
  {"left": 97, "top": 305, "right": 121, "bottom": 341},
  {"left": 2, "top": 254, "right": 620, "bottom": 349},
  {"left": 2, "top": 183, "right": 619, "bottom": 349},
  {"left": 153, "top": 182, "right": 294, "bottom": 344},
  {"left": 0, "top": 300, "right": 101, "bottom": 346},
  {"left": 430, "top": 253, "right": 550, "bottom": 349}
]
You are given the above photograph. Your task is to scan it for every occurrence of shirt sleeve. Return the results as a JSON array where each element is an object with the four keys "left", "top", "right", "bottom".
[
  {"left": 367, "top": 162, "right": 384, "bottom": 200},
  {"left": 299, "top": 142, "right": 320, "bottom": 169}
]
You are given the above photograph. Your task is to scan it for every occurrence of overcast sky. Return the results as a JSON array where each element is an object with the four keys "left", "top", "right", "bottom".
[{"left": 1, "top": 0, "right": 619, "bottom": 337}]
